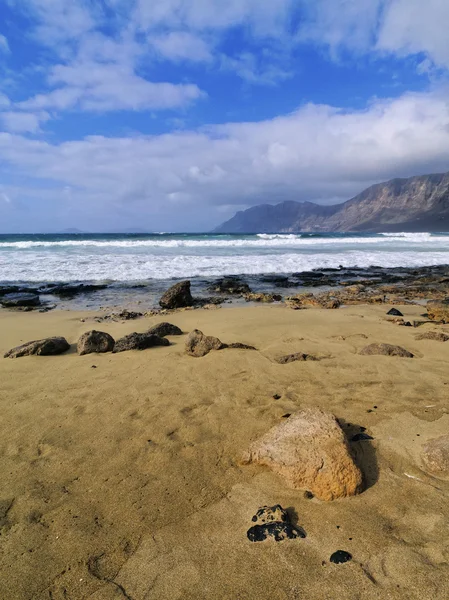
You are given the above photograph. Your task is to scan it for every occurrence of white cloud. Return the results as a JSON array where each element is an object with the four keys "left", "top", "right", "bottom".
[
  {"left": 0, "top": 34, "right": 10, "bottom": 53},
  {"left": 20, "top": 62, "right": 204, "bottom": 112},
  {"left": 150, "top": 31, "right": 213, "bottom": 63},
  {"left": 1, "top": 89, "right": 448, "bottom": 230},
  {"left": 1, "top": 111, "right": 50, "bottom": 133},
  {"left": 221, "top": 52, "right": 292, "bottom": 85},
  {"left": 297, "top": 0, "right": 449, "bottom": 70},
  {"left": 0, "top": 93, "right": 11, "bottom": 108}
]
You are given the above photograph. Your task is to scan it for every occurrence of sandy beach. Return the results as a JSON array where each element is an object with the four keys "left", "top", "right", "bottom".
[{"left": 1, "top": 303, "right": 448, "bottom": 600}]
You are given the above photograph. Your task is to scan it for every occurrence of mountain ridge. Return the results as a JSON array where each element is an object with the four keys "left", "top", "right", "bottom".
[{"left": 214, "top": 171, "right": 449, "bottom": 233}]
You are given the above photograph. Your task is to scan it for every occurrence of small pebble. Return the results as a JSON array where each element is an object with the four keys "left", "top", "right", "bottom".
[
  {"left": 282, "top": 413, "right": 291, "bottom": 419},
  {"left": 273, "top": 394, "right": 281, "bottom": 400},
  {"left": 91, "top": 365, "right": 97, "bottom": 369}
]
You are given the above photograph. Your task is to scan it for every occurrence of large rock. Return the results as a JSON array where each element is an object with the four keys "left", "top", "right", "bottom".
[
  {"left": 241, "top": 408, "right": 363, "bottom": 501},
  {"left": 159, "top": 281, "right": 193, "bottom": 309},
  {"left": 113, "top": 332, "right": 169, "bottom": 353},
  {"left": 185, "top": 329, "right": 226, "bottom": 357},
  {"left": 4, "top": 337, "right": 70, "bottom": 358},
  {"left": 77, "top": 330, "right": 115, "bottom": 355},
  {"left": 421, "top": 435, "right": 449, "bottom": 478},
  {"left": 148, "top": 322, "right": 182, "bottom": 337},
  {"left": 1, "top": 293, "right": 41, "bottom": 308},
  {"left": 359, "top": 343, "right": 414, "bottom": 358},
  {"left": 427, "top": 300, "right": 449, "bottom": 323}
]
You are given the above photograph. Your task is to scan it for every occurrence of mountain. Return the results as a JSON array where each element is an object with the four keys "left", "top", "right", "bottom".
[{"left": 214, "top": 171, "right": 449, "bottom": 233}]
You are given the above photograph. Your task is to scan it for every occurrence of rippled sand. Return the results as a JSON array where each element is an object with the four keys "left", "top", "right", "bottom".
[{"left": 0, "top": 304, "right": 448, "bottom": 599}]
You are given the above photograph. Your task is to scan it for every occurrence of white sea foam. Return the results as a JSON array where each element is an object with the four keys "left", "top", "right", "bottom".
[
  {"left": 1, "top": 249, "right": 449, "bottom": 282},
  {"left": 1, "top": 232, "right": 449, "bottom": 249}
]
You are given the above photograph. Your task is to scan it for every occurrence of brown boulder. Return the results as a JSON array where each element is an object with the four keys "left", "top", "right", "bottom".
[
  {"left": 4, "top": 337, "right": 70, "bottom": 358},
  {"left": 159, "top": 280, "right": 193, "bottom": 309},
  {"left": 422, "top": 435, "right": 449, "bottom": 478},
  {"left": 241, "top": 408, "right": 363, "bottom": 501},
  {"left": 77, "top": 330, "right": 115, "bottom": 355},
  {"left": 359, "top": 343, "right": 414, "bottom": 358},
  {"left": 185, "top": 329, "right": 225, "bottom": 357}
]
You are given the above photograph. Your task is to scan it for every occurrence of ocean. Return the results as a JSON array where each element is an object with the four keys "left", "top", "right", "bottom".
[{"left": 1, "top": 231, "right": 449, "bottom": 309}]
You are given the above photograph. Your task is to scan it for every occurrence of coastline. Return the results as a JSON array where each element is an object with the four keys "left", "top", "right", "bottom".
[{"left": 1, "top": 303, "right": 448, "bottom": 599}]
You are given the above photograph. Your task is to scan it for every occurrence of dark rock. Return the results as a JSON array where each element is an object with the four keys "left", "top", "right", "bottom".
[
  {"left": 293, "top": 271, "right": 325, "bottom": 279},
  {"left": 1, "top": 293, "right": 41, "bottom": 308},
  {"left": 147, "top": 322, "right": 183, "bottom": 337},
  {"left": 40, "top": 283, "right": 107, "bottom": 297},
  {"left": 247, "top": 505, "right": 306, "bottom": 543},
  {"left": 113, "top": 309, "right": 143, "bottom": 320},
  {"left": 159, "top": 280, "right": 193, "bottom": 309},
  {"left": 387, "top": 308, "right": 403, "bottom": 316},
  {"left": 244, "top": 293, "right": 282, "bottom": 303},
  {"left": 330, "top": 550, "right": 352, "bottom": 564},
  {"left": 112, "top": 332, "right": 169, "bottom": 353},
  {"left": 276, "top": 352, "right": 318, "bottom": 364},
  {"left": 185, "top": 329, "right": 225, "bottom": 357},
  {"left": 226, "top": 342, "right": 257, "bottom": 350},
  {"left": 359, "top": 343, "right": 414, "bottom": 358},
  {"left": 5, "top": 337, "right": 70, "bottom": 358},
  {"left": 351, "top": 433, "right": 374, "bottom": 442},
  {"left": 208, "top": 277, "right": 251, "bottom": 295},
  {"left": 77, "top": 330, "right": 115, "bottom": 356}
]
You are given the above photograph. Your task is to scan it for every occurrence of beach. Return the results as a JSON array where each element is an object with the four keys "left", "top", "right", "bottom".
[{"left": 1, "top": 303, "right": 448, "bottom": 599}]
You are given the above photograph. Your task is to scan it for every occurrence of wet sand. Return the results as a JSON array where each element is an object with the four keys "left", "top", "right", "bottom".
[{"left": 0, "top": 304, "right": 448, "bottom": 599}]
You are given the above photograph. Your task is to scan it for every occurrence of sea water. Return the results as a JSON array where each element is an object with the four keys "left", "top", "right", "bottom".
[{"left": 1, "top": 232, "right": 449, "bottom": 284}]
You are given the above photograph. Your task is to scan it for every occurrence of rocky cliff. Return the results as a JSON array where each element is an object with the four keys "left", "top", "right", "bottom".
[{"left": 214, "top": 172, "right": 449, "bottom": 233}]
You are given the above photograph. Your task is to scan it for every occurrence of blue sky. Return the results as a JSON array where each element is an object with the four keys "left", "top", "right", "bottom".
[{"left": 0, "top": 0, "right": 449, "bottom": 232}]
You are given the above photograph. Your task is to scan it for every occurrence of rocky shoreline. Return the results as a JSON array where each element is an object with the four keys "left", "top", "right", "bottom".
[{"left": 1, "top": 263, "right": 449, "bottom": 314}]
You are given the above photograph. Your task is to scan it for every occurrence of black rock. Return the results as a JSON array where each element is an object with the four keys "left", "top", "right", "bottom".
[
  {"left": 351, "top": 433, "right": 374, "bottom": 442},
  {"left": 39, "top": 283, "right": 107, "bottom": 297},
  {"left": 1, "top": 293, "right": 41, "bottom": 308},
  {"left": 112, "top": 332, "right": 170, "bottom": 353},
  {"left": 5, "top": 337, "right": 70, "bottom": 358},
  {"left": 147, "top": 322, "right": 183, "bottom": 337},
  {"left": 159, "top": 280, "right": 193, "bottom": 309},
  {"left": 387, "top": 308, "right": 403, "bottom": 317},
  {"left": 247, "top": 505, "right": 306, "bottom": 543},
  {"left": 330, "top": 550, "right": 352, "bottom": 564}
]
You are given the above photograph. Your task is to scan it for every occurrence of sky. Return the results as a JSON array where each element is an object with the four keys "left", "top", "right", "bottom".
[{"left": 0, "top": 0, "right": 449, "bottom": 233}]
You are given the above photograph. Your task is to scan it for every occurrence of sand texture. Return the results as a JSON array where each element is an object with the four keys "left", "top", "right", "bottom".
[{"left": 0, "top": 304, "right": 448, "bottom": 599}]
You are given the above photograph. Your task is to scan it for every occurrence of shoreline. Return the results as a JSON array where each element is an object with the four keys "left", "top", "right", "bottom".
[{"left": 1, "top": 302, "right": 449, "bottom": 598}]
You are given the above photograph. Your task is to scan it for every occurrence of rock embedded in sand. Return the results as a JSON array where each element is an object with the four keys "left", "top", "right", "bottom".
[
  {"left": 77, "top": 330, "right": 115, "bottom": 355},
  {"left": 427, "top": 300, "right": 449, "bottom": 323},
  {"left": 421, "top": 434, "right": 449, "bottom": 478},
  {"left": 359, "top": 343, "right": 414, "bottom": 358},
  {"left": 159, "top": 280, "right": 193, "bottom": 309},
  {"left": 1, "top": 293, "right": 41, "bottom": 308},
  {"left": 147, "top": 322, "right": 183, "bottom": 337},
  {"left": 276, "top": 352, "right": 318, "bottom": 364},
  {"left": 4, "top": 337, "right": 70, "bottom": 358},
  {"left": 185, "top": 329, "right": 225, "bottom": 357},
  {"left": 415, "top": 331, "right": 449, "bottom": 342},
  {"left": 226, "top": 342, "right": 257, "bottom": 350},
  {"left": 247, "top": 505, "right": 306, "bottom": 543},
  {"left": 244, "top": 292, "right": 282, "bottom": 303},
  {"left": 330, "top": 550, "right": 352, "bottom": 564},
  {"left": 241, "top": 408, "right": 363, "bottom": 501},
  {"left": 387, "top": 308, "right": 404, "bottom": 316},
  {"left": 112, "top": 332, "right": 169, "bottom": 353}
]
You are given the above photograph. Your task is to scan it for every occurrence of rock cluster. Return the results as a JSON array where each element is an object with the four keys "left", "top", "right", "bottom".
[
  {"left": 427, "top": 300, "right": 449, "bottom": 323},
  {"left": 247, "top": 505, "right": 306, "bottom": 542},
  {"left": 241, "top": 408, "right": 363, "bottom": 501}
]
